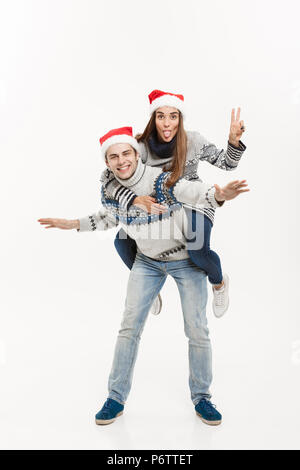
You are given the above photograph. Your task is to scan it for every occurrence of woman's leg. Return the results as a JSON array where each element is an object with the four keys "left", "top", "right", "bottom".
[
  {"left": 185, "top": 208, "right": 223, "bottom": 286},
  {"left": 114, "top": 228, "right": 137, "bottom": 270}
]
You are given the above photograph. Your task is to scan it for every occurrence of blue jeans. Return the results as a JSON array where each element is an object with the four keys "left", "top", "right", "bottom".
[
  {"left": 108, "top": 253, "right": 212, "bottom": 406},
  {"left": 115, "top": 209, "right": 223, "bottom": 284}
]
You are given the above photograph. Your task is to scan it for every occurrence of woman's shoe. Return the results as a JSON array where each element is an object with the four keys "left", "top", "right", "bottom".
[
  {"left": 150, "top": 293, "right": 162, "bottom": 315},
  {"left": 212, "top": 273, "right": 229, "bottom": 318}
]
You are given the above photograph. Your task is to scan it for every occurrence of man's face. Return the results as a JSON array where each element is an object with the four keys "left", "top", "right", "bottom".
[
  {"left": 155, "top": 106, "right": 179, "bottom": 143},
  {"left": 105, "top": 143, "right": 139, "bottom": 180}
]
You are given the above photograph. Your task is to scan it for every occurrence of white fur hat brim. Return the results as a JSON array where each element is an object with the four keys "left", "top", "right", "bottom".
[
  {"left": 149, "top": 95, "right": 185, "bottom": 117},
  {"left": 101, "top": 135, "right": 140, "bottom": 158}
]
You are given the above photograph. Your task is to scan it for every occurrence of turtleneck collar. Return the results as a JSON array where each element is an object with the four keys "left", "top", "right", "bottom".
[
  {"left": 148, "top": 130, "right": 176, "bottom": 158},
  {"left": 114, "top": 156, "right": 145, "bottom": 188}
]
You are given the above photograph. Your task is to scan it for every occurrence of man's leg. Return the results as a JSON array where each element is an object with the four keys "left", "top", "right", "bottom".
[
  {"left": 167, "top": 258, "right": 212, "bottom": 405},
  {"left": 107, "top": 253, "right": 167, "bottom": 405},
  {"left": 114, "top": 229, "right": 163, "bottom": 317}
]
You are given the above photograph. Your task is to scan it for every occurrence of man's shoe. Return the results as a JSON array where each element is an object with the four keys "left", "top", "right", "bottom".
[
  {"left": 150, "top": 293, "right": 162, "bottom": 316},
  {"left": 195, "top": 398, "right": 222, "bottom": 426},
  {"left": 212, "top": 273, "right": 229, "bottom": 318},
  {"left": 95, "top": 398, "right": 124, "bottom": 425}
]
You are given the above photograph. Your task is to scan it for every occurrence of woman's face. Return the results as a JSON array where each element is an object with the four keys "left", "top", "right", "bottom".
[{"left": 155, "top": 106, "right": 179, "bottom": 143}]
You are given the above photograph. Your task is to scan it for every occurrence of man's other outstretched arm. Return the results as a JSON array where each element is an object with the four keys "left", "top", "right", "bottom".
[{"left": 76, "top": 207, "right": 119, "bottom": 232}]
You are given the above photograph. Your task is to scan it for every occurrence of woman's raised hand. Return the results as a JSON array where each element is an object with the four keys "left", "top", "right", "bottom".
[
  {"left": 37, "top": 218, "right": 80, "bottom": 230},
  {"left": 132, "top": 196, "right": 168, "bottom": 215},
  {"left": 229, "top": 107, "right": 246, "bottom": 146},
  {"left": 214, "top": 180, "right": 249, "bottom": 202}
]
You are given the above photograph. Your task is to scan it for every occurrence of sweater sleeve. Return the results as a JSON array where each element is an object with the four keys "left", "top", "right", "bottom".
[
  {"left": 76, "top": 207, "right": 119, "bottom": 232},
  {"left": 192, "top": 132, "right": 246, "bottom": 171},
  {"left": 172, "top": 178, "right": 223, "bottom": 209},
  {"left": 113, "top": 185, "right": 137, "bottom": 210},
  {"left": 100, "top": 168, "right": 137, "bottom": 211}
]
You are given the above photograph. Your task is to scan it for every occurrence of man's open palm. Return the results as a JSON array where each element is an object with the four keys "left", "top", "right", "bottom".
[
  {"left": 215, "top": 180, "right": 249, "bottom": 202},
  {"left": 37, "top": 218, "right": 78, "bottom": 230}
]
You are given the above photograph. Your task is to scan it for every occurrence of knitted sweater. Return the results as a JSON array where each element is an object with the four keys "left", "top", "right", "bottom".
[
  {"left": 100, "top": 131, "right": 246, "bottom": 225},
  {"left": 77, "top": 158, "right": 223, "bottom": 261}
]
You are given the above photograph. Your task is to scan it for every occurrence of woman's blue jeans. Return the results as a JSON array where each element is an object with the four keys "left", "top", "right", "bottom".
[
  {"left": 114, "top": 208, "right": 223, "bottom": 285},
  {"left": 108, "top": 253, "right": 212, "bottom": 405}
]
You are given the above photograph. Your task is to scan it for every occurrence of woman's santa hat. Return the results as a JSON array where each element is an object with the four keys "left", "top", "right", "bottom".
[
  {"left": 99, "top": 126, "right": 140, "bottom": 158},
  {"left": 148, "top": 89, "right": 185, "bottom": 117}
]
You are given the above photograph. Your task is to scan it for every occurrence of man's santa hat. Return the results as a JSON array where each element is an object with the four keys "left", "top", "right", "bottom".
[
  {"left": 99, "top": 126, "right": 139, "bottom": 158},
  {"left": 148, "top": 89, "right": 185, "bottom": 117}
]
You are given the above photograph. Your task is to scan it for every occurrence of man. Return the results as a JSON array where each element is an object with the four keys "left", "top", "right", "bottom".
[{"left": 38, "top": 127, "right": 248, "bottom": 426}]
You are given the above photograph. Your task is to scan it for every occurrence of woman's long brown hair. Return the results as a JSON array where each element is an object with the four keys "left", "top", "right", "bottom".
[{"left": 136, "top": 112, "right": 187, "bottom": 188}]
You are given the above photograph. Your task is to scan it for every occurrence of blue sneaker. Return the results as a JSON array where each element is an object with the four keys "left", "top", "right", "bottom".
[
  {"left": 195, "top": 398, "right": 222, "bottom": 426},
  {"left": 95, "top": 398, "right": 124, "bottom": 425}
]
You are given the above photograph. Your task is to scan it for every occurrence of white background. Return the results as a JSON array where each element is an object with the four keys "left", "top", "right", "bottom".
[{"left": 0, "top": 0, "right": 300, "bottom": 450}]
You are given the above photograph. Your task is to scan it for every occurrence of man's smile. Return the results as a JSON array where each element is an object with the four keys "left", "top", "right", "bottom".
[{"left": 117, "top": 164, "right": 131, "bottom": 172}]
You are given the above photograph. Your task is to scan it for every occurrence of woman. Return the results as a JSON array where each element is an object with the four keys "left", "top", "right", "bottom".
[{"left": 100, "top": 89, "right": 247, "bottom": 318}]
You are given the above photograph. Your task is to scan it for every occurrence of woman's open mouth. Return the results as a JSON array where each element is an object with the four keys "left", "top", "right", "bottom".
[{"left": 163, "top": 131, "right": 171, "bottom": 139}]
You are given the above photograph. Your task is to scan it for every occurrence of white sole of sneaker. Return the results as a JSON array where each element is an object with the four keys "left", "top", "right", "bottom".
[
  {"left": 196, "top": 412, "right": 222, "bottom": 426},
  {"left": 151, "top": 293, "right": 162, "bottom": 316},
  {"left": 95, "top": 411, "right": 123, "bottom": 425}
]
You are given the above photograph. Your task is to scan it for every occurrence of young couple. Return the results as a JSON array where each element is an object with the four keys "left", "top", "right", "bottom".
[{"left": 38, "top": 89, "right": 248, "bottom": 426}]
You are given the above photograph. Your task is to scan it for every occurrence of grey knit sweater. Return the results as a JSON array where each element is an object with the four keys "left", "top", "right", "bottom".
[
  {"left": 77, "top": 157, "right": 223, "bottom": 261},
  {"left": 100, "top": 131, "right": 246, "bottom": 224}
]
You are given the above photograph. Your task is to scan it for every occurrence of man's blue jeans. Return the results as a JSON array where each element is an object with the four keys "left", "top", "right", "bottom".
[{"left": 108, "top": 253, "right": 212, "bottom": 406}]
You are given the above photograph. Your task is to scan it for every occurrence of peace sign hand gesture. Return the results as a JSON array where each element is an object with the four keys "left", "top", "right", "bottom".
[{"left": 229, "top": 107, "right": 246, "bottom": 147}]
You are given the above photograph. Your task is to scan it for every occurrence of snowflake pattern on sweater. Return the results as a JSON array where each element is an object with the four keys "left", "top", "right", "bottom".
[
  {"left": 78, "top": 159, "right": 221, "bottom": 261},
  {"left": 100, "top": 131, "right": 246, "bottom": 225}
]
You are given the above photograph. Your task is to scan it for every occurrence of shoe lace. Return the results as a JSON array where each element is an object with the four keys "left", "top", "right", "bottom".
[
  {"left": 100, "top": 400, "right": 114, "bottom": 417},
  {"left": 214, "top": 288, "right": 225, "bottom": 307},
  {"left": 199, "top": 398, "right": 217, "bottom": 415}
]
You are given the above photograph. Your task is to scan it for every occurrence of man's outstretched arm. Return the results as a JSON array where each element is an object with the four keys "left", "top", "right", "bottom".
[
  {"left": 37, "top": 207, "right": 119, "bottom": 232},
  {"left": 76, "top": 207, "right": 119, "bottom": 232}
]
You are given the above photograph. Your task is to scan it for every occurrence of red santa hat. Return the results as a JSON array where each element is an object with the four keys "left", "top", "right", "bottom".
[
  {"left": 148, "top": 89, "right": 185, "bottom": 117},
  {"left": 99, "top": 126, "right": 140, "bottom": 158}
]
